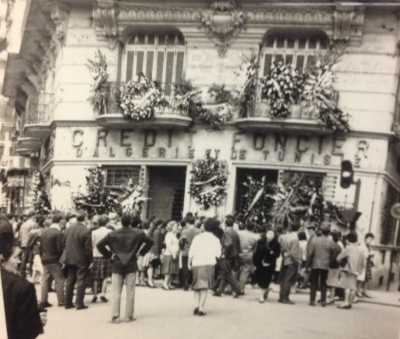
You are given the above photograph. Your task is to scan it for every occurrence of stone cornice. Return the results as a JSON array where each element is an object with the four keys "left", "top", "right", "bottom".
[{"left": 92, "top": 1, "right": 366, "bottom": 52}]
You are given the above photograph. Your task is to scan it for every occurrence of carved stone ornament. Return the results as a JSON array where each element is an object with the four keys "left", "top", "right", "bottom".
[
  {"left": 333, "top": 5, "right": 365, "bottom": 43},
  {"left": 199, "top": 1, "right": 246, "bottom": 57},
  {"left": 92, "top": 1, "right": 119, "bottom": 48}
]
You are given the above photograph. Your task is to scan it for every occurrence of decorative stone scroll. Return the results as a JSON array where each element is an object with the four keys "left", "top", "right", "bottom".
[
  {"left": 199, "top": 1, "right": 246, "bottom": 57},
  {"left": 333, "top": 4, "right": 365, "bottom": 44}
]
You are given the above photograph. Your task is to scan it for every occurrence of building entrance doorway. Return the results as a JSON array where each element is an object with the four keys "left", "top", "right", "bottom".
[
  {"left": 147, "top": 166, "right": 186, "bottom": 221},
  {"left": 235, "top": 168, "right": 279, "bottom": 216}
]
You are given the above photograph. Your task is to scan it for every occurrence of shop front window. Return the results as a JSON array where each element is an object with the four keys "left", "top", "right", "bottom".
[{"left": 123, "top": 30, "right": 185, "bottom": 95}]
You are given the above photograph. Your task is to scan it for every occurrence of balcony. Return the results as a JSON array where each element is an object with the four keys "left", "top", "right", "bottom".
[
  {"left": 15, "top": 136, "right": 41, "bottom": 156},
  {"left": 96, "top": 82, "right": 192, "bottom": 129},
  {"left": 235, "top": 99, "right": 333, "bottom": 136},
  {"left": 23, "top": 93, "right": 53, "bottom": 140}
]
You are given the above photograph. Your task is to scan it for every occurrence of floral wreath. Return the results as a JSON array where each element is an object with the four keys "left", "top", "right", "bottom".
[
  {"left": 119, "top": 73, "right": 169, "bottom": 121},
  {"left": 176, "top": 83, "right": 235, "bottom": 130},
  {"left": 260, "top": 61, "right": 305, "bottom": 119},
  {"left": 189, "top": 155, "right": 228, "bottom": 209}
]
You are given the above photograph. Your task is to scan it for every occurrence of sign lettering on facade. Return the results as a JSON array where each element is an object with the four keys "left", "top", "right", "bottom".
[{"left": 64, "top": 128, "right": 365, "bottom": 168}]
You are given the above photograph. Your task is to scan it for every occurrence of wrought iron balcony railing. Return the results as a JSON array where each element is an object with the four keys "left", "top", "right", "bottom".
[
  {"left": 98, "top": 81, "right": 191, "bottom": 117},
  {"left": 25, "top": 92, "right": 54, "bottom": 125}
]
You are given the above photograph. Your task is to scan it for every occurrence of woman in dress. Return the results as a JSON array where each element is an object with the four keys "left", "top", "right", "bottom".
[
  {"left": 188, "top": 218, "right": 221, "bottom": 316},
  {"left": 253, "top": 227, "right": 281, "bottom": 303},
  {"left": 336, "top": 232, "right": 365, "bottom": 309},
  {"left": 162, "top": 221, "right": 180, "bottom": 290}
]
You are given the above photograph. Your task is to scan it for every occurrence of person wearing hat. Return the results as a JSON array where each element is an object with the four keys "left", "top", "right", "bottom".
[
  {"left": 306, "top": 222, "right": 336, "bottom": 307},
  {"left": 0, "top": 215, "right": 45, "bottom": 339}
]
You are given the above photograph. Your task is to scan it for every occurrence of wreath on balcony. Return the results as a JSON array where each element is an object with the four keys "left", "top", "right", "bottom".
[
  {"left": 260, "top": 61, "right": 305, "bottom": 119},
  {"left": 87, "top": 50, "right": 109, "bottom": 115},
  {"left": 176, "top": 82, "right": 236, "bottom": 129},
  {"left": 302, "top": 54, "right": 350, "bottom": 133},
  {"left": 189, "top": 154, "right": 228, "bottom": 210},
  {"left": 250, "top": 45, "right": 351, "bottom": 133},
  {"left": 119, "top": 73, "right": 169, "bottom": 121}
]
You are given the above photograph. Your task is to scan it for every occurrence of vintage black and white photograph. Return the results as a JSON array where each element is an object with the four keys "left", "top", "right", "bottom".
[{"left": 0, "top": 0, "right": 399, "bottom": 339}]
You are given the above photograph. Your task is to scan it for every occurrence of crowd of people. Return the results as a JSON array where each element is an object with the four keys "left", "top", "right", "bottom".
[{"left": 0, "top": 209, "right": 376, "bottom": 338}]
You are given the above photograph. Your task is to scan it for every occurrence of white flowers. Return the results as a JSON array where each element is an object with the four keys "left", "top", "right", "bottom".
[{"left": 119, "top": 75, "right": 169, "bottom": 121}]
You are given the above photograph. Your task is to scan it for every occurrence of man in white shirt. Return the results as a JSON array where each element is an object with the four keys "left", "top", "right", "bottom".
[
  {"left": 91, "top": 215, "right": 112, "bottom": 303},
  {"left": 19, "top": 210, "right": 37, "bottom": 277},
  {"left": 238, "top": 222, "right": 259, "bottom": 294}
]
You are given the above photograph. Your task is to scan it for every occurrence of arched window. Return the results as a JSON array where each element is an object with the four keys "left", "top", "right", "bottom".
[
  {"left": 261, "top": 29, "right": 329, "bottom": 75},
  {"left": 123, "top": 30, "right": 185, "bottom": 95}
]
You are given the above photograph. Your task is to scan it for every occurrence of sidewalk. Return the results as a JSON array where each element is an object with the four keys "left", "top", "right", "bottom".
[{"left": 358, "top": 290, "right": 400, "bottom": 308}]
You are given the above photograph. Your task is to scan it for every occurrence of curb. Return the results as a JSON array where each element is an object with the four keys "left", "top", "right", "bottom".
[{"left": 360, "top": 300, "right": 400, "bottom": 308}]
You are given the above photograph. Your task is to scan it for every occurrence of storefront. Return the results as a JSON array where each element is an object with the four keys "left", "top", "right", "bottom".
[{"left": 44, "top": 126, "right": 385, "bottom": 225}]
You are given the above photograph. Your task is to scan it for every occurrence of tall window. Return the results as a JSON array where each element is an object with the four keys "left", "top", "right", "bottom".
[
  {"left": 105, "top": 166, "right": 140, "bottom": 188},
  {"left": 261, "top": 30, "right": 329, "bottom": 75},
  {"left": 123, "top": 30, "right": 185, "bottom": 95}
]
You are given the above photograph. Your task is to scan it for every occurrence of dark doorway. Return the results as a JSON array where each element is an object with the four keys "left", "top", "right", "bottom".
[
  {"left": 147, "top": 166, "right": 186, "bottom": 221},
  {"left": 235, "top": 168, "right": 279, "bottom": 215}
]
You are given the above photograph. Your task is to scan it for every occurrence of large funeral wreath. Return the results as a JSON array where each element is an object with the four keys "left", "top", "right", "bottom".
[
  {"left": 119, "top": 73, "right": 169, "bottom": 121},
  {"left": 189, "top": 154, "right": 228, "bottom": 209},
  {"left": 260, "top": 61, "right": 305, "bottom": 119}
]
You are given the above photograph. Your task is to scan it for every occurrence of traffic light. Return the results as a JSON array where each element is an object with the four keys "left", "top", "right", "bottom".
[{"left": 340, "top": 160, "right": 354, "bottom": 189}]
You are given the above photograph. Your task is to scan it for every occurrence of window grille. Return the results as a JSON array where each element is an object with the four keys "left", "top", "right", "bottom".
[
  {"left": 123, "top": 31, "right": 185, "bottom": 95},
  {"left": 105, "top": 166, "right": 140, "bottom": 188},
  {"left": 261, "top": 31, "right": 329, "bottom": 75}
]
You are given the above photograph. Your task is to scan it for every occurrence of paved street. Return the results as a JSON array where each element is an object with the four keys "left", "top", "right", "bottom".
[{"left": 40, "top": 285, "right": 400, "bottom": 339}]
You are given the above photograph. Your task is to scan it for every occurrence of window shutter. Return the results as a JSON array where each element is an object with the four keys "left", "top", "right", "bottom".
[
  {"left": 146, "top": 51, "right": 154, "bottom": 79},
  {"left": 175, "top": 51, "right": 185, "bottom": 84},
  {"left": 126, "top": 51, "right": 134, "bottom": 81},
  {"left": 136, "top": 51, "right": 144, "bottom": 76},
  {"left": 165, "top": 51, "right": 175, "bottom": 95}
]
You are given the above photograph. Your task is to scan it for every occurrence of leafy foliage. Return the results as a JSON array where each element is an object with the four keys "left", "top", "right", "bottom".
[
  {"left": 73, "top": 167, "right": 120, "bottom": 216},
  {"left": 31, "top": 170, "right": 51, "bottom": 215},
  {"left": 241, "top": 176, "right": 276, "bottom": 225},
  {"left": 87, "top": 50, "right": 109, "bottom": 115}
]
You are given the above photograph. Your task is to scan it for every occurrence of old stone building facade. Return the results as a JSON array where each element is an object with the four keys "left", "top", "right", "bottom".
[{"left": 3, "top": 0, "right": 400, "bottom": 289}]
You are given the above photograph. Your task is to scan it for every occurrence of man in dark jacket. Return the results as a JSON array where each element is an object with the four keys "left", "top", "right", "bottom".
[
  {"left": 97, "top": 214, "right": 153, "bottom": 323},
  {"left": 307, "top": 223, "right": 336, "bottom": 307},
  {"left": 39, "top": 213, "right": 65, "bottom": 308},
  {"left": 214, "top": 217, "right": 241, "bottom": 298},
  {"left": 279, "top": 224, "right": 302, "bottom": 305},
  {"left": 62, "top": 211, "right": 92, "bottom": 310}
]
